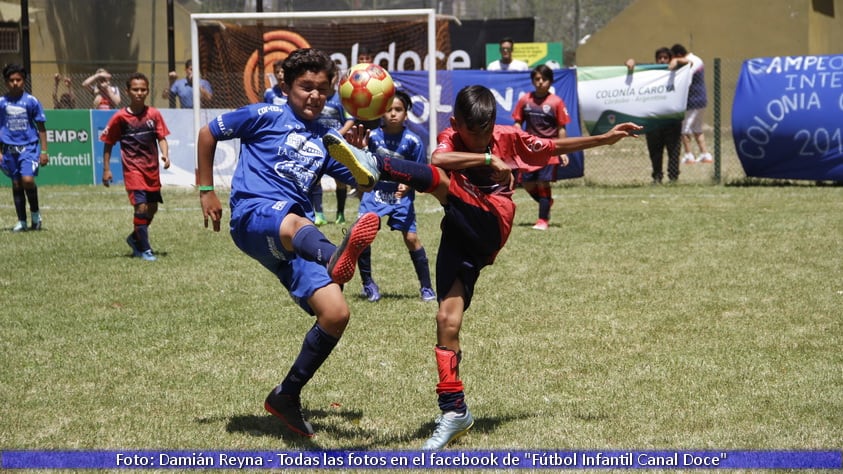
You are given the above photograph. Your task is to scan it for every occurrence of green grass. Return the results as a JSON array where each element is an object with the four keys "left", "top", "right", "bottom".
[{"left": 1, "top": 184, "right": 841, "bottom": 459}]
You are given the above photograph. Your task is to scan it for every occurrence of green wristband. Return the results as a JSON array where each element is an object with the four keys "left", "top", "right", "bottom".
[
  {"left": 198, "top": 185, "right": 214, "bottom": 191},
  {"left": 484, "top": 151, "right": 491, "bottom": 166}
]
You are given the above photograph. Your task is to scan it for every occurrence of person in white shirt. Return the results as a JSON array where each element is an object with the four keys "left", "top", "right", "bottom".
[{"left": 486, "top": 37, "right": 529, "bottom": 71}]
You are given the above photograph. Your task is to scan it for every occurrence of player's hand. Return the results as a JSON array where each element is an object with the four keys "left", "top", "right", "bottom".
[
  {"left": 603, "top": 122, "right": 643, "bottom": 144},
  {"left": 102, "top": 170, "right": 112, "bottom": 187},
  {"left": 560, "top": 155, "right": 570, "bottom": 167},
  {"left": 343, "top": 124, "right": 369, "bottom": 149},
  {"left": 39, "top": 153, "right": 49, "bottom": 167},
  {"left": 161, "top": 156, "right": 171, "bottom": 169},
  {"left": 200, "top": 191, "right": 223, "bottom": 232},
  {"left": 488, "top": 154, "right": 513, "bottom": 188}
]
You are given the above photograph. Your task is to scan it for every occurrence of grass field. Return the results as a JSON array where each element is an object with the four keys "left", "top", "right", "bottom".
[{"left": 1, "top": 183, "right": 841, "bottom": 467}]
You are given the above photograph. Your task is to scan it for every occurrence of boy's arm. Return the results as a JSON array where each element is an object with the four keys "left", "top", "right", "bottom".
[
  {"left": 158, "top": 138, "right": 170, "bottom": 169},
  {"left": 196, "top": 125, "right": 223, "bottom": 232},
  {"left": 102, "top": 143, "right": 113, "bottom": 187},
  {"left": 551, "top": 122, "right": 641, "bottom": 155},
  {"left": 37, "top": 122, "right": 48, "bottom": 166}
]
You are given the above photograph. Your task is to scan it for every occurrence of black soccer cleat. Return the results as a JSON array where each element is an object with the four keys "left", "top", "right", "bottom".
[{"left": 264, "top": 389, "right": 314, "bottom": 437}]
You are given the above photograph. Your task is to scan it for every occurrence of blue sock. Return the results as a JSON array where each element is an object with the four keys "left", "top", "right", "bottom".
[
  {"left": 410, "top": 247, "right": 432, "bottom": 288},
  {"left": 291, "top": 225, "right": 336, "bottom": 265}
]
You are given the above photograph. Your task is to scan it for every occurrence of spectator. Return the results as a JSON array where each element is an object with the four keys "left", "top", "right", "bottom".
[
  {"left": 670, "top": 43, "right": 712, "bottom": 164},
  {"left": 163, "top": 59, "right": 212, "bottom": 108},
  {"left": 486, "top": 37, "right": 529, "bottom": 71},
  {"left": 52, "top": 73, "right": 75, "bottom": 109},
  {"left": 626, "top": 47, "right": 683, "bottom": 183},
  {"left": 263, "top": 60, "right": 286, "bottom": 106},
  {"left": 82, "top": 68, "right": 120, "bottom": 109}
]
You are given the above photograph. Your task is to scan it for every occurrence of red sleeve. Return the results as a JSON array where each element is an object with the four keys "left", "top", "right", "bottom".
[
  {"left": 99, "top": 111, "right": 123, "bottom": 145},
  {"left": 492, "top": 125, "right": 555, "bottom": 172},
  {"left": 150, "top": 107, "right": 171, "bottom": 139},
  {"left": 512, "top": 94, "right": 528, "bottom": 123},
  {"left": 554, "top": 95, "right": 571, "bottom": 127}
]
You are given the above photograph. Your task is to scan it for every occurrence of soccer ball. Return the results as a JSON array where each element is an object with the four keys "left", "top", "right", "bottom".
[{"left": 339, "top": 63, "right": 395, "bottom": 121}]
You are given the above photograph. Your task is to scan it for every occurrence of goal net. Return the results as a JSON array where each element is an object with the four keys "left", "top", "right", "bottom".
[{"left": 189, "top": 9, "right": 444, "bottom": 186}]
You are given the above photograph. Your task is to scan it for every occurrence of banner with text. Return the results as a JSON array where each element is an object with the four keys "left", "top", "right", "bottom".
[
  {"left": 732, "top": 55, "right": 843, "bottom": 180},
  {"left": 576, "top": 65, "right": 691, "bottom": 135},
  {"left": 2, "top": 449, "right": 840, "bottom": 469}
]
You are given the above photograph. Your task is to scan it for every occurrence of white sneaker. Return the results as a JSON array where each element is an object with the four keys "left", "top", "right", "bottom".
[
  {"left": 696, "top": 152, "right": 713, "bottom": 163},
  {"left": 681, "top": 153, "right": 696, "bottom": 165},
  {"left": 422, "top": 409, "right": 475, "bottom": 450}
]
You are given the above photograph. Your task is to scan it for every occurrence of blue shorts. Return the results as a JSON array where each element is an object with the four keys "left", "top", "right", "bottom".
[
  {"left": 518, "top": 163, "right": 558, "bottom": 183},
  {"left": 128, "top": 190, "right": 163, "bottom": 206},
  {"left": 1, "top": 143, "right": 41, "bottom": 181},
  {"left": 229, "top": 198, "right": 332, "bottom": 315},
  {"left": 357, "top": 189, "right": 417, "bottom": 233}
]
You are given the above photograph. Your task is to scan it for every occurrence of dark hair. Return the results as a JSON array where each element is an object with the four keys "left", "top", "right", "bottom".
[
  {"left": 273, "top": 59, "right": 285, "bottom": 73},
  {"left": 282, "top": 48, "right": 335, "bottom": 86},
  {"left": 126, "top": 72, "right": 149, "bottom": 89},
  {"left": 3, "top": 63, "right": 26, "bottom": 80},
  {"left": 185, "top": 59, "right": 193, "bottom": 69},
  {"left": 392, "top": 89, "right": 411, "bottom": 110},
  {"left": 531, "top": 64, "right": 554, "bottom": 82},
  {"left": 654, "top": 47, "right": 672, "bottom": 61},
  {"left": 454, "top": 85, "right": 496, "bottom": 131},
  {"left": 499, "top": 37, "right": 515, "bottom": 47},
  {"left": 670, "top": 44, "right": 688, "bottom": 57}
]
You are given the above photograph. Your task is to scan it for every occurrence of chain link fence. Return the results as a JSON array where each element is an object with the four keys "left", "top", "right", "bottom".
[{"left": 30, "top": 57, "right": 749, "bottom": 186}]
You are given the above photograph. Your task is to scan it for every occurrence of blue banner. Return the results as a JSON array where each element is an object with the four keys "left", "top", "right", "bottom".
[
  {"left": 392, "top": 69, "right": 585, "bottom": 179},
  {"left": 732, "top": 55, "right": 843, "bottom": 180},
  {"left": 2, "top": 450, "right": 840, "bottom": 469}
]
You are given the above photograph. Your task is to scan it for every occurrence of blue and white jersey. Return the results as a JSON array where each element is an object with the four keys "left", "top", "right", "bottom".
[
  {"left": 365, "top": 126, "right": 426, "bottom": 204},
  {"left": 0, "top": 92, "right": 45, "bottom": 145},
  {"left": 264, "top": 86, "right": 286, "bottom": 105},
  {"left": 207, "top": 102, "right": 356, "bottom": 213},
  {"left": 317, "top": 93, "right": 348, "bottom": 131}
]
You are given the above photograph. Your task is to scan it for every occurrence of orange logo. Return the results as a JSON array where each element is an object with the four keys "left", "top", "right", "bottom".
[{"left": 243, "top": 30, "right": 311, "bottom": 103}]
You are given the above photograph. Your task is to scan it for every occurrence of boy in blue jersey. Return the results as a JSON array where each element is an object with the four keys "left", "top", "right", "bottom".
[
  {"left": 356, "top": 90, "right": 434, "bottom": 302},
  {"left": 263, "top": 60, "right": 287, "bottom": 106},
  {"left": 0, "top": 64, "right": 49, "bottom": 232},
  {"left": 196, "top": 48, "right": 382, "bottom": 438}
]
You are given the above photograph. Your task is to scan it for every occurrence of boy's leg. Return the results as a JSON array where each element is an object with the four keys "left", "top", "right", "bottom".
[
  {"left": 323, "top": 130, "right": 449, "bottom": 202},
  {"left": 335, "top": 183, "right": 347, "bottom": 224},
  {"left": 12, "top": 184, "right": 27, "bottom": 231},
  {"left": 23, "top": 181, "right": 41, "bottom": 230},
  {"left": 357, "top": 246, "right": 381, "bottom": 302}
]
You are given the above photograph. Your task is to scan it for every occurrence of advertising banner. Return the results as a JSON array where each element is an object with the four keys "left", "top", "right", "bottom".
[
  {"left": 576, "top": 65, "right": 691, "bottom": 135},
  {"left": 92, "top": 110, "right": 120, "bottom": 186},
  {"left": 732, "top": 55, "right": 843, "bottom": 180}
]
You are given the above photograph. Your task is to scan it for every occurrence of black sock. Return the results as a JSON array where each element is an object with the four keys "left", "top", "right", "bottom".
[
  {"left": 291, "top": 225, "right": 336, "bottom": 265},
  {"left": 279, "top": 323, "right": 339, "bottom": 395},
  {"left": 410, "top": 247, "right": 432, "bottom": 288},
  {"left": 358, "top": 246, "right": 373, "bottom": 283},
  {"left": 12, "top": 187, "right": 26, "bottom": 221},
  {"left": 24, "top": 185, "right": 39, "bottom": 214}
]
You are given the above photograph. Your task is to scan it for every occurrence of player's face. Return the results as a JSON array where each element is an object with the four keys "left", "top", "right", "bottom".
[
  {"left": 382, "top": 98, "right": 407, "bottom": 129},
  {"left": 451, "top": 117, "right": 493, "bottom": 153},
  {"left": 357, "top": 53, "right": 374, "bottom": 64},
  {"left": 284, "top": 70, "right": 332, "bottom": 121},
  {"left": 4, "top": 72, "right": 24, "bottom": 94},
  {"left": 531, "top": 73, "right": 551, "bottom": 96},
  {"left": 127, "top": 79, "right": 149, "bottom": 105},
  {"left": 656, "top": 53, "right": 671, "bottom": 64}
]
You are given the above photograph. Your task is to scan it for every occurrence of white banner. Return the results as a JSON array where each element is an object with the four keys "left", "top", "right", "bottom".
[{"left": 576, "top": 65, "right": 691, "bottom": 135}]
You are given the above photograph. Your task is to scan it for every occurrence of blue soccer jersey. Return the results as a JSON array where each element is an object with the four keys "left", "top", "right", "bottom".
[
  {"left": 207, "top": 102, "right": 357, "bottom": 215},
  {"left": 264, "top": 86, "right": 286, "bottom": 106},
  {"left": 0, "top": 92, "right": 46, "bottom": 145},
  {"left": 359, "top": 126, "right": 426, "bottom": 229}
]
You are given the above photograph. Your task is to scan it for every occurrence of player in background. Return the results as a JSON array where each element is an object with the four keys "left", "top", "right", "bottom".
[
  {"left": 197, "top": 48, "right": 381, "bottom": 438},
  {"left": 323, "top": 85, "right": 641, "bottom": 449},
  {"left": 512, "top": 64, "right": 571, "bottom": 230},
  {"left": 264, "top": 59, "right": 287, "bottom": 106},
  {"left": 0, "top": 64, "right": 48, "bottom": 232},
  {"left": 312, "top": 70, "right": 355, "bottom": 226},
  {"left": 101, "top": 73, "right": 170, "bottom": 261},
  {"left": 356, "top": 90, "right": 435, "bottom": 302}
]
